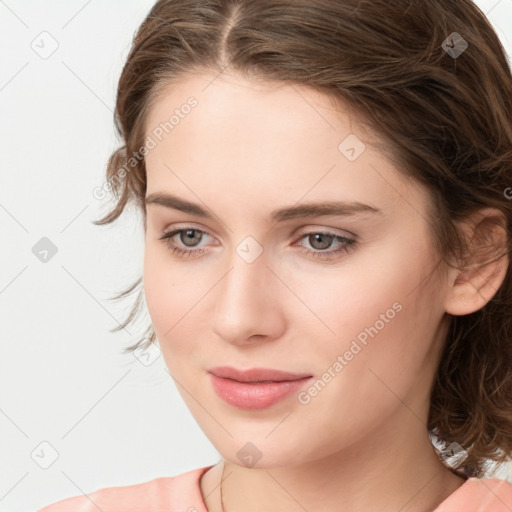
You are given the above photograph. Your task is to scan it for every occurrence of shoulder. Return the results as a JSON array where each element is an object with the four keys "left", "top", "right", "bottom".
[
  {"left": 435, "top": 477, "right": 512, "bottom": 512},
  {"left": 36, "top": 465, "right": 213, "bottom": 512}
]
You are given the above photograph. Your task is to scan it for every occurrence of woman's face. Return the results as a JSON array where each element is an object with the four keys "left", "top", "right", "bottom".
[{"left": 142, "top": 71, "right": 451, "bottom": 468}]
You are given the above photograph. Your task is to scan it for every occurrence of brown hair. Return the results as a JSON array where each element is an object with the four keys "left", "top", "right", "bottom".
[{"left": 94, "top": 0, "right": 512, "bottom": 478}]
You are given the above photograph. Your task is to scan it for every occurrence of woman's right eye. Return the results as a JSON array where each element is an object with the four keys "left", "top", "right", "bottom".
[{"left": 159, "top": 228, "right": 210, "bottom": 257}]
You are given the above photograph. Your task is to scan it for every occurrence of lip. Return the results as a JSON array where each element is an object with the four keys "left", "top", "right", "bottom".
[
  {"left": 208, "top": 366, "right": 312, "bottom": 382},
  {"left": 208, "top": 366, "right": 313, "bottom": 410}
]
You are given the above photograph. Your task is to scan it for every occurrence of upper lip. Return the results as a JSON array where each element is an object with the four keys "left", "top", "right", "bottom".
[{"left": 208, "top": 366, "right": 312, "bottom": 383}]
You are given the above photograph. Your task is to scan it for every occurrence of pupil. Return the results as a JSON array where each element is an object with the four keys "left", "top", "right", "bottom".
[
  {"left": 312, "top": 233, "right": 332, "bottom": 250},
  {"left": 183, "top": 229, "right": 200, "bottom": 246}
]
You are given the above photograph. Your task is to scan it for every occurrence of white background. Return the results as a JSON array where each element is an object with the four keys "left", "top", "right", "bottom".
[{"left": 1, "top": 1, "right": 511, "bottom": 511}]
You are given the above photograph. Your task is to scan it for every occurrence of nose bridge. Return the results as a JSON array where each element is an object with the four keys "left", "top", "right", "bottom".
[
  {"left": 212, "top": 234, "right": 278, "bottom": 341},
  {"left": 219, "top": 234, "right": 268, "bottom": 310}
]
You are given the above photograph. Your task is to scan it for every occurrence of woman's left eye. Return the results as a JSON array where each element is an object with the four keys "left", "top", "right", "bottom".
[{"left": 158, "top": 228, "right": 356, "bottom": 260}]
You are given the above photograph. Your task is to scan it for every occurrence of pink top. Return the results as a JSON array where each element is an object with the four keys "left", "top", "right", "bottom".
[{"left": 37, "top": 465, "right": 512, "bottom": 512}]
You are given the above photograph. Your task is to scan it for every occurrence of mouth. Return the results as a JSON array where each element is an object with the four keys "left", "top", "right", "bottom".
[{"left": 208, "top": 366, "right": 313, "bottom": 410}]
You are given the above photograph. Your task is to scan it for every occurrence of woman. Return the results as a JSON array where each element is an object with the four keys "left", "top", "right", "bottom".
[{"left": 39, "top": 0, "right": 512, "bottom": 510}]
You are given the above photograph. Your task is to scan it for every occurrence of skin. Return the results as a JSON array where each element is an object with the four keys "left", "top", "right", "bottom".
[{"left": 142, "top": 71, "right": 508, "bottom": 512}]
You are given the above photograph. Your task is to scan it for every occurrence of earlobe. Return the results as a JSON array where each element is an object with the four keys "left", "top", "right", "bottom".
[{"left": 444, "top": 208, "right": 510, "bottom": 317}]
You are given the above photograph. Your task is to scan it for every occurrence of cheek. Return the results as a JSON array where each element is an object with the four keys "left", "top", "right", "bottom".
[
  {"left": 290, "top": 238, "right": 438, "bottom": 394},
  {"left": 142, "top": 243, "right": 216, "bottom": 371},
  {"left": 143, "top": 245, "right": 192, "bottom": 348},
  {"left": 143, "top": 245, "right": 173, "bottom": 330},
  {"left": 279, "top": 248, "right": 411, "bottom": 352}
]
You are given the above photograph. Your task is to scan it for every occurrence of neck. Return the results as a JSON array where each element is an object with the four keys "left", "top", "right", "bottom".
[{"left": 210, "top": 422, "right": 466, "bottom": 512}]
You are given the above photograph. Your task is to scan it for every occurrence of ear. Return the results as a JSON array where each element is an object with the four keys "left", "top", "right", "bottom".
[{"left": 444, "top": 208, "right": 509, "bottom": 316}]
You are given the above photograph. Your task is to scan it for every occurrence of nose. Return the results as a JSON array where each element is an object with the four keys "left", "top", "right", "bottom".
[{"left": 211, "top": 242, "right": 285, "bottom": 346}]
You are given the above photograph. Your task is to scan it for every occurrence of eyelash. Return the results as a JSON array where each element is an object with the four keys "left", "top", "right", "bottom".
[{"left": 158, "top": 227, "right": 356, "bottom": 260}]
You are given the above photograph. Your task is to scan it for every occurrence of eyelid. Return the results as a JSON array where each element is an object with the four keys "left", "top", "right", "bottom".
[
  {"left": 162, "top": 222, "right": 216, "bottom": 238},
  {"left": 162, "top": 223, "right": 356, "bottom": 243},
  {"left": 160, "top": 224, "right": 357, "bottom": 261},
  {"left": 160, "top": 225, "right": 358, "bottom": 256},
  {"left": 293, "top": 225, "right": 356, "bottom": 239},
  {"left": 168, "top": 225, "right": 217, "bottom": 246}
]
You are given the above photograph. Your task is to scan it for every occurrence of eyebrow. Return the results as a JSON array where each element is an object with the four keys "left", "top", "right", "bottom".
[{"left": 145, "top": 192, "right": 383, "bottom": 222}]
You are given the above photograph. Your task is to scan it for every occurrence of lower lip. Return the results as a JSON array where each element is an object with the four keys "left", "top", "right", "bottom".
[{"left": 209, "top": 374, "right": 312, "bottom": 410}]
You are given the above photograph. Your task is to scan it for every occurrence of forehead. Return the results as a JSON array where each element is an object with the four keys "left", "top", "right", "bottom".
[
  {"left": 143, "top": 71, "right": 426, "bottom": 221},
  {"left": 145, "top": 70, "right": 359, "bottom": 146}
]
